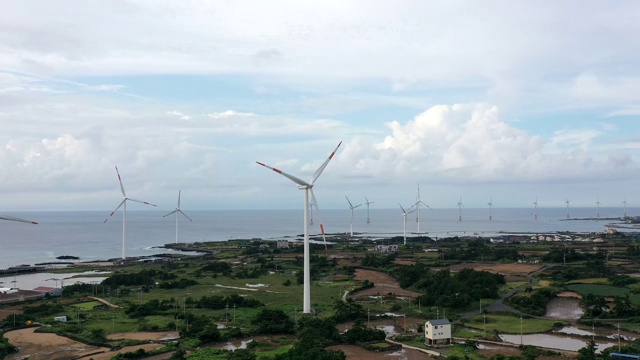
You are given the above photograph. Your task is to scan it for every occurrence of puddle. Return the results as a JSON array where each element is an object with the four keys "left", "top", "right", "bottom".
[
  {"left": 499, "top": 333, "right": 614, "bottom": 353},
  {"left": 555, "top": 326, "right": 594, "bottom": 337},
  {"left": 377, "top": 325, "right": 398, "bottom": 336},
  {"left": 220, "top": 339, "right": 254, "bottom": 350},
  {"left": 545, "top": 297, "right": 584, "bottom": 320},
  {"left": 245, "top": 283, "right": 268, "bottom": 288}
]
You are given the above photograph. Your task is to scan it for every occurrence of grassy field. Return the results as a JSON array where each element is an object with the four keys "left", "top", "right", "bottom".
[
  {"left": 567, "top": 278, "right": 608, "bottom": 284},
  {"left": 567, "top": 283, "right": 629, "bottom": 297}
]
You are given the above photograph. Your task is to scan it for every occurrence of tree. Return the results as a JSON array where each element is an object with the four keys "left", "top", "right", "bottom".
[
  {"left": 251, "top": 309, "right": 295, "bottom": 335},
  {"left": 577, "top": 340, "right": 597, "bottom": 360},
  {"left": 332, "top": 298, "right": 365, "bottom": 323}
]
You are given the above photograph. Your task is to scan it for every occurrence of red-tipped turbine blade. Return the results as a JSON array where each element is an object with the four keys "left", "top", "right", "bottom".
[
  {"left": 310, "top": 141, "right": 342, "bottom": 184},
  {"left": 115, "top": 166, "right": 126, "bottom": 197},
  {"left": 0, "top": 215, "right": 38, "bottom": 224},
  {"left": 178, "top": 209, "right": 193, "bottom": 222},
  {"left": 310, "top": 189, "right": 328, "bottom": 254},
  {"left": 104, "top": 199, "right": 126, "bottom": 223},
  {"left": 256, "top": 162, "right": 311, "bottom": 187},
  {"left": 128, "top": 198, "right": 157, "bottom": 207}
]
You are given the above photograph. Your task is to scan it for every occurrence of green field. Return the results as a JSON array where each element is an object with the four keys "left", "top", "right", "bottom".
[
  {"left": 567, "top": 283, "right": 628, "bottom": 297},
  {"left": 462, "top": 314, "right": 561, "bottom": 334}
]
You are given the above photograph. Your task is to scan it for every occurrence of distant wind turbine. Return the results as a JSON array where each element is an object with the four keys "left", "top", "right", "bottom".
[
  {"left": 565, "top": 198, "right": 571, "bottom": 219},
  {"left": 596, "top": 198, "right": 601, "bottom": 218},
  {"left": 104, "top": 166, "right": 157, "bottom": 259},
  {"left": 488, "top": 196, "right": 493, "bottom": 221},
  {"left": 399, "top": 203, "right": 416, "bottom": 245},
  {"left": 256, "top": 141, "right": 341, "bottom": 314},
  {"left": 457, "top": 195, "right": 464, "bottom": 221},
  {"left": 163, "top": 190, "right": 193, "bottom": 244},
  {"left": 533, "top": 198, "right": 538, "bottom": 220},
  {"left": 345, "top": 196, "right": 362, "bottom": 237},
  {"left": 309, "top": 201, "right": 314, "bottom": 225},
  {"left": 414, "top": 183, "right": 430, "bottom": 234},
  {"left": 623, "top": 199, "right": 628, "bottom": 218},
  {"left": 364, "top": 196, "right": 374, "bottom": 224},
  {"left": 0, "top": 215, "right": 38, "bottom": 224}
]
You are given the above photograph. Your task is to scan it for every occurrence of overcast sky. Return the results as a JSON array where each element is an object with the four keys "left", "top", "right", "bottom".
[{"left": 1, "top": 1, "right": 639, "bottom": 212}]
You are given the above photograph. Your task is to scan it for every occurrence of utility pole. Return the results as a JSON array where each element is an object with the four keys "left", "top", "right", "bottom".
[
  {"left": 367, "top": 308, "right": 370, "bottom": 327},
  {"left": 520, "top": 315, "right": 523, "bottom": 345}
]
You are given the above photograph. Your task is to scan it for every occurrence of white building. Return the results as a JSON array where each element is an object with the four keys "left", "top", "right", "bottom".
[{"left": 424, "top": 319, "right": 451, "bottom": 346}]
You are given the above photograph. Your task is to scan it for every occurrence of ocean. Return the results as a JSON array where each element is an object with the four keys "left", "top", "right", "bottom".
[{"left": 0, "top": 207, "right": 636, "bottom": 269}]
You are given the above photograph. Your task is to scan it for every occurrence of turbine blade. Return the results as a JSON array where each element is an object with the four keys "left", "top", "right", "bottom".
[
  {"left": 256, "top": 162, "right": 311, "bottom": 187},
  {"left": 354, "top": 204, "right": 362, "bottom": 209},
  {"left": 310, "top": 141, "right": 342, "bottom": 184},
  {"left": 178, "top": 209, "right": 193, "bottom": 221},
  {"left": 128, "top": 198, "right": 157, "bottom": 207},
  {"left": 399, "top": 203, "right": 406, "bottom": 214},
  {"left": 345, "top": 195, "right": 353, "bottom": 208},
  {"left": 163, "top": 210, "right": 178, "bottom": 217},
  {"left": 104, "top": 199, "right": 126, "bottom": 223},
  {"left": 115, "top": 166, "right": 126, "bottom": 197},
  {"left": 310, "top": 189, "right": 328, "bottom": 254},
  {"left": 0, "top": 215, "right": 38, "bottom": 224},
  {"left": 177, "top": 190, "right": 181, "bottom": 208}
]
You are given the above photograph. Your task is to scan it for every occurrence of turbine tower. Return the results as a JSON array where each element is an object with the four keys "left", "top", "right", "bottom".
[
  {"left": 414, "top": 183, "right": 430, "bottom": 234},
  {"left": 163, "top": 190, "right": 193, "bottom": 244},
  {"left": 345, "top": 196, "right": 361, "bottom": 237},
  {"left": 565, "top": 198, "right": 571, "bottom": 219},
  {"left": 488, "top": 196, "right": 493, "bottom": 221},
  {"left": 104, "top": 166, "right": 157, "bottom": 259},
  {"left": 623, "top": 199, "right": 628, "bottom": 218},
  {"left": 364, "top": 196, "right": 374, "bottom": 224},
  {"left": 596, "top": 198, "right": 601, "bottom": 218},
  {"left": 399, "top": 203, "right": 416, "bottom": 245},
  {"left": 457, "top": 195, "right": 464, "bottom": 221},
  {"left": 309, "top": 201, "right": 314, "bottom": 225},
  {"left": 256, "top": 141, "right": 341, "bottom": 314},
  {"left": 0, "top": 215, "right": 38, "bottom": 224},
  {"left": 533, "top": 198, "right": 538, "bottom": 220}
]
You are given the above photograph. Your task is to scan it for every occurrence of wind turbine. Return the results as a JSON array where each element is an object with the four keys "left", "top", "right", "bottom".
[
  {"left": 256, "top": 141, "right": 341, "bottom": 314},
  {"left": 457, "top": 195, "right": 464, "bottom": 221},
  {"left": 104, "top": 166, "right": 157, "bottom": 259},
  {"left": 533, "top": 198, "right": 538, "bottom": 220},
  {"left": 565, "top": 198, "right": 571, "bottom": 219},
  {"left": 399, "top": 203, "right": 416, "bottom": 245},
  {"left": 487, "top": 196, "right": 493, "bottom": 221},
  {"left": 623, "top": 199, "right": 628, "bottom": 218},
  {"left": 364, "top": 196, "right": 374, "bottom": 224},
  {"left": 163, "top": 190, "right": 192, "bottom": 244},
  {"left": 0, "top": 215, "right": 38, "bottom": 224},
  {"left": 414, "top": 183, "right": 430, "bottom": 234},
  {"left": 596, "top": 198, "right": 601, "bottom": 218},
  {"left": 309, "top": 201, "right": 314, "bottom": 225},
  {"left": 345, "top": 196, "right": 361, "bottom": 237}
]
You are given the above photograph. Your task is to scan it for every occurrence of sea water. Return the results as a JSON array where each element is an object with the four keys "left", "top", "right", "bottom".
[{"left": 0, "top": 207, "right": 636, "bottom": 268}]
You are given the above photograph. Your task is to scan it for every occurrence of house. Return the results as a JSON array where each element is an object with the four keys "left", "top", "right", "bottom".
[
  {"left": 424, "top": 319, "right": 451, "bottom": 346},
  {"left": 375, "top": 244, "right": 398, "bottom": 254},
  {"left": 33, "top": 286, "right": 63, "bottom": 297},
  {"left": 276, "top": 240, "right": 290, "bottom": 249}
]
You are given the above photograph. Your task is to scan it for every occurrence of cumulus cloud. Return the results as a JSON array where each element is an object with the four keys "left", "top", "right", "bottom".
[{"left": 336, "top": 103, "right": 629, "bottom": 184}]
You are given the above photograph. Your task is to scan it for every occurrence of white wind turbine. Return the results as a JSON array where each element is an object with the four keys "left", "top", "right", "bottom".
[
  {"left": 565, "top": 198, "right": 571, "bottom": 219},
  {"left": 364, "top": 196, "right": 374, "bottom": 224},
  {"left": 345, "top": 196, "right": 362, "bottom": 237},
  {"left": 413, "top": 183, "right": 430, "bottom": 234},
  {"left": 309, "top": 201, "right": 314, "bottom": 225},
  {"left": 399, "top": 203, "right": 416, "bottom": 245},
  {"left": 596, "top": 198, "right": 601, "bottom": 218},
  {"left": 623, "top": 199, "right": 628, "bottom": 218},
  {"left": 488, "top": 196, "right": 493, "bottom": 221},
  {"left": 163, "top": 190, "right": 192, "bottom": 244},
  {"left": 104, "top": 166, "right": 157, "bottom": 259},
  {"left": 457, "top": 195, "right": 464, "bottom": 221},
  {"left": 0, "top": 215, "right": 38, "bottom": 224},
  {"left": 533, "top": 198, "right": 538, "bottom": 220},
  {"left": 257, "top": 141, "right": 341, "bottom": 314}
]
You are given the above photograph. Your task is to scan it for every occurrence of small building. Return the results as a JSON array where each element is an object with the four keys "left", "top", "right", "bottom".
[
  {"left": 375, "top": 244, "right": 398, "bottom": 254},
  {"left": 54, "top": 316, "right": 67, "bottom": 322},
  {"left": 33, "top": 286, "right": 63, "bottom": 297},
  {"left": 424, "top": 319, "right": 451, "bottom": 346},
  {"left": 276, "top": 240, "right": 290, "bottom": 249}
]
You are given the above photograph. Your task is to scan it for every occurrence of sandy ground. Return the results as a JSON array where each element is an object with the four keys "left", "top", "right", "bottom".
[
  {"left": 328, "top": 344, "right": 431, "bottom": 360},
  {"left": 448, "top": 262, "right": 544, "bottom": 276},
  {"left": 476, "top": 344, "right": 522, "bottom": 357},
  {"left": 106, "top": 331, "right": 179, "bottom": 341},
  {"left": 3, "top": 327, "right": 176, "bottom": 360},
  {"left": 352, "top": 269, "right": 423, "bottom": 299},
  {"left": 4, "top": 327, "right": 110, "bottom": 360}
]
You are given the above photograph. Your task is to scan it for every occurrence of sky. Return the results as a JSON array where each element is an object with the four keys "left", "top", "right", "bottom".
[{"left": 1, "top": 1, "right": 640, "bottom": 212}]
